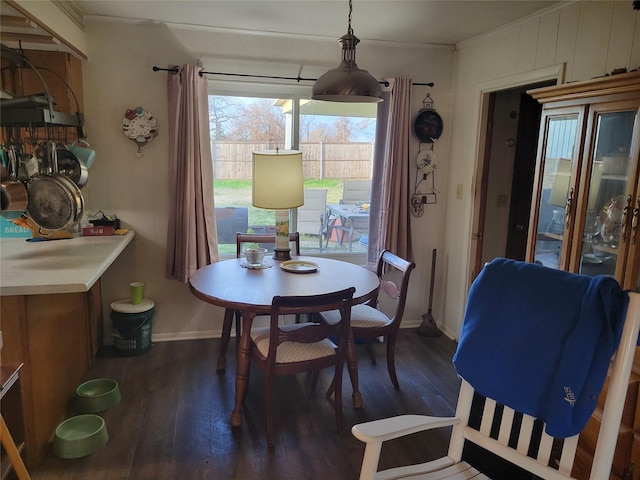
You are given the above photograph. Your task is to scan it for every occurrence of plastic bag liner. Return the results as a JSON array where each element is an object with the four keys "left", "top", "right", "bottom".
[{"left": 110, "top": 299, "right": 155, "bottom": 356}]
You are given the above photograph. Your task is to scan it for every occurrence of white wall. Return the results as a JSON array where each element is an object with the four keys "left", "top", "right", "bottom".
[
  {"left": 81, "top": 19, "right": 454, "bottom": 341},
  {"left": 441, "top": 1, "right": 640, "bottom": 338},
  {"left": 83, "top": 2, "right": 640, "bottom": 343}
]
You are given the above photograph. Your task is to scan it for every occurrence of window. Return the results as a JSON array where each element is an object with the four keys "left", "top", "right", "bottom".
[{"left": 209, "top": 93, "right": 376, "bottom": 255}]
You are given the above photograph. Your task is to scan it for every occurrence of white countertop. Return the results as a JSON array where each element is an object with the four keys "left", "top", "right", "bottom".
[{"left": 0, "top": 231, "right": 135, "bottom": 296}]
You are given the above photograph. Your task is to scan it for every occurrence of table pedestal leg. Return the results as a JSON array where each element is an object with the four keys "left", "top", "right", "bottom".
[
  {"left": 231, "top": 311, "right": 255, "bottom": 427},
  {"left": 346, "top": 332, "right": 362, "bottom": 409}
]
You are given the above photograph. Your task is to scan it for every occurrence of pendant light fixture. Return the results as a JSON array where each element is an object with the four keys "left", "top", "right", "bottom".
[{"left": 311, "top": 0, "right": 383, "bottom": 103}]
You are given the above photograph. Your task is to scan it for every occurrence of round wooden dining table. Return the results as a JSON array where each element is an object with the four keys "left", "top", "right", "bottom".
[{"left": 189, "top": 256, "right": 380, "bottom": 427}]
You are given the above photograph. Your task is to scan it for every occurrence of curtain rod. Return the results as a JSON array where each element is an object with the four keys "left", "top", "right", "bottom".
[{"left": 151, "top": 66, "right": 435, "bottom": 87}]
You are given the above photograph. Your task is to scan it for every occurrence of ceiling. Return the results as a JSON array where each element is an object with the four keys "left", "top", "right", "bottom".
[{"left": 76, "top": 0, "right": 564, "bottom": 46}]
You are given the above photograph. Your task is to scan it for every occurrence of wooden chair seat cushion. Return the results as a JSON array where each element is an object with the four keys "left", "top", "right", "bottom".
[
  {"left": 251, "top": 324, "right": 337, "bottom": 363},
  {"left": 323, "top": 304, "right": 390, "bottom": 329}
]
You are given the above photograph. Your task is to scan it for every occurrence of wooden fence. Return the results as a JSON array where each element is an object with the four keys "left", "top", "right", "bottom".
[{"left": 211, "top": 142, "right": 373, "bottom": 180}]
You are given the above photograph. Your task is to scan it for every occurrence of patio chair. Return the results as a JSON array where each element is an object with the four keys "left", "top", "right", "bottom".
[
  {"left": 248, "top": 287, "right": 355, "bottom": 447},
  {"left": 341, "top": 179, "right": 371, "bottom": 205},
  {"left": 352, "top": 258, "right": 638, "bottom": 480},
  {"left": 216, "top": 232, "right": 300, "bottom": 371},
  {"left": 297, "top": 188, "right": 330, "bottom": 251}
]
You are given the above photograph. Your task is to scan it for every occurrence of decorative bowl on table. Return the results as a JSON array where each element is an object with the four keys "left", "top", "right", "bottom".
[{"left": 243, "top": 247, "right": 268, "bottom": 267}]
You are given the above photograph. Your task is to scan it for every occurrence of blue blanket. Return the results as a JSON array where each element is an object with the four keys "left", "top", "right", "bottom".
[{"left": 452, "top": 258, "right": 627, "bottom": 438}]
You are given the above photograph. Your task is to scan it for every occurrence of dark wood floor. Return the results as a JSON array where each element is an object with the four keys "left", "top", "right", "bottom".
[{"left": 30, "top": 329, "right": 461, "bottom": 480}]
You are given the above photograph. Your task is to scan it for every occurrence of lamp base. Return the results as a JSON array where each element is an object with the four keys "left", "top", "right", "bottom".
[{"left": 273, "top": 248, "right": 292, "bottom": 261}]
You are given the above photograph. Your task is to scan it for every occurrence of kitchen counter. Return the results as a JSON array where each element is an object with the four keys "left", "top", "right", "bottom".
[
  {"left": 1, "top": 229, "right": 135, "bottom": 468},
  {"left": 0, "top": 231, "right": 135, "bottom": 296}
]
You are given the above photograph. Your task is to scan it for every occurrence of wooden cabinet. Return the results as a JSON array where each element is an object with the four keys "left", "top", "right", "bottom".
[
  {"left": 0, "top": 279, "right": 103, "bottom": 468},
  {"left": 528, "top": 71, "right": 640, "bottom": 480},
  {"left": 1, "top": 49, "right": 85, "bottom": 144},
  {"left": 0, "top": 363, "right": 27, "bottom": 479},
  {"left": 527, "top": 70, "right": 640, "bottom": 291},
  {"left": 1, "top": 49, "right": 84, "bottom": 115}
]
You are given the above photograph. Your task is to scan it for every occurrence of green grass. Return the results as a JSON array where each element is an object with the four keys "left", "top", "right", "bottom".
[
  {"left": 213, "top": 179, "right": 366, "bottom": 255},
  {"left": 214, "top": 179, "right": 344, "bottom": 226}
]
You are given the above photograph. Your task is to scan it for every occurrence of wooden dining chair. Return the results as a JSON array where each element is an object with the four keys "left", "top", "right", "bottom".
[
  {"left": 352, "top": 259, "right": 639, "bottom": 480},
  {"left": 247, "top": 287, "right": 355, "bottom": 447},
  {"left": 216, "top": 232, "right": 300, "bottom": 371},
  {"left": 321, "top": 249, "right": 415, "bottom": 390}
]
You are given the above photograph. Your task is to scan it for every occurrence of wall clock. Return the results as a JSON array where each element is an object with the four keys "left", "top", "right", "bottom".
[{"left": 413, "top": 109, "right": 443, "bottom": 143}]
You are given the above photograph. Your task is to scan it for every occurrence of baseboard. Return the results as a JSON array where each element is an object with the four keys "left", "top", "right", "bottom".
[
  {"left": 152, "top": 330, "right": 221, "bottom": 342},
  {"left": 150, "top": 318, "right": 451, "bottom": 343}
]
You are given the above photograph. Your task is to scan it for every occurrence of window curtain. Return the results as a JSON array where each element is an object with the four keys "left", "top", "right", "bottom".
[
  {"left": 367, "top": 78, "right": 414, "bottom": 267},
  {"left": 165, "top": 64, "right": 218, "bottom": 282}
]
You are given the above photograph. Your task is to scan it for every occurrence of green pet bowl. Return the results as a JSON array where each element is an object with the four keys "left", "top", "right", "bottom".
[
  {"left": 52, "top": 414, "right": 108, "bottom": 459},
  {"left": 75, "top": 378, "right": 121, "bottom": 413}
]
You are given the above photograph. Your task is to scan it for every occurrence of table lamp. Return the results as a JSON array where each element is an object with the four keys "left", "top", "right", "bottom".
[{"left": 252, "top": 149, "right": 304, "bottom": 260}]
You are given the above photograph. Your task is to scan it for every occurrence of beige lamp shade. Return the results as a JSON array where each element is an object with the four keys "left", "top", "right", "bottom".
[
  {"left": 252, "top": 150, "right": 304, "bottom": 209},
  {"left": 252, "top": 149, "right": 304, "bottom": 260}
]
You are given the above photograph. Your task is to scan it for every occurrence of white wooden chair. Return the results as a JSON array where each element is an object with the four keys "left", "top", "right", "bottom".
[{"left": 352, "top": 260, "right": 639, "bottom": 480}]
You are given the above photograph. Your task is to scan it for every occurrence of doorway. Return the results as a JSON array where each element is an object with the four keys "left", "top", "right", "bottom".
[{"left": 474, "top": 80, "right": 555, "bottom": 275}]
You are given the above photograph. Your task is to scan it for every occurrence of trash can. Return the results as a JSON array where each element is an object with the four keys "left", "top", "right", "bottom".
[{"left": 110, "top": 299, "right": 155, "bottom": 356}]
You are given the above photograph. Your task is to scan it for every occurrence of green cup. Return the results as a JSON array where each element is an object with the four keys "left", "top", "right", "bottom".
[{"left": 130, "top": 282, "right": 144, "bottom": 305}]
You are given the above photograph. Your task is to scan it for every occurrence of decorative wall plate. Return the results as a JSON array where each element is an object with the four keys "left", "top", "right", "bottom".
[
  {"left": 416, "top": 149, "right": 437, "bottom": 172},
  {"left": 122, "top": 107, "right": 158, "bottom": 155}
]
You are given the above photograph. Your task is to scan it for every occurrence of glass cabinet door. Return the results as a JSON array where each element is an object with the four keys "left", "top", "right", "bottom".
[
  {"left": 577, "top": 109, "right": 638, "bottom": 278},
  {"left": 532, "top": 114, "right": 580, "bottom": 270}
]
